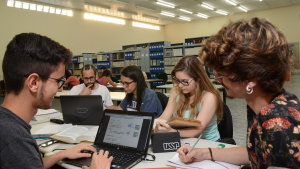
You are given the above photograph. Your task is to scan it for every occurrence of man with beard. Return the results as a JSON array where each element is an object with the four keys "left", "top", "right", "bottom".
[
  {"left": 69, "top": 64, "right": 115, "bottom": 110},
  {"left": 0, "top": 33, "right": 112, "bottom": 169}
]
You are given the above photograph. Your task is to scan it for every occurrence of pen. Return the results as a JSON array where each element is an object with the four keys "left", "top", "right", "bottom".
[{"left": 186, "top": 134, "right": 202, "bottom": 155}]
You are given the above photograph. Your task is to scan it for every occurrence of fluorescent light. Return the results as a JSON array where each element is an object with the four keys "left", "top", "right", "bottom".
[
  {"left": 197, "top": 13, "right": 208, "bottom": 19},
  {"left": 50, "top": 7, "right": 55, "bottom": 13},
  {"left": 136, "top": 6, "right": 155, "bottom": 12},
  {"left": 132, "top": 22, "right": 160, "bottom": 30},
  {"left": 216, "top": 10, "right": 228, "bottom": 15},
  {"left": 110, "top": 0, "right": 128, "bottom": 5},
  {"left": 43, "top": 6, "right": 49, "bottom": 12},
  {"left": 7, "top": 0, "right": 14, "bottom": 7},
  {"left": 180, "top": 8, "right": 193, "bottom": 14},
  {"left": 55, "top": 8, "right": 61, "bottom": 14},
  {"left": 201, "top": 3, "right": 214, "bottom": 10},
  {"left": 15, "top": 1, "right": 22, "bottom": 8},
  {"left": 260, "top": 0, "right": 262, "bottom": 1},
  {"left": 84, "top": 13, "right": 125, "bottom": 25},
  {"left": 160, "top": 11, "right": 175, "bottom": 17},
  {"left": 239, "top": 6, "right": 248, "bottom": 12},
  {"left": 179, "top": 16, "right": 191, "bottom": 21},
  {"left": 156, "top": 1, "right": 175, "bottom": 8},
  {"left": 22, "top": 2, "right": 29, "bottom": 9},
  {"left": 29, "top": 3, "right": 36, "bottom": 10},
  {"left": 61, "top": 9, "right": 67, "bottom": 15},
  {"left": 225, "top": 0, "right": 237, "bottom": 6},
  {"left": 67, "top": 10, "right": 73, "bottom": 16},
  {"left": 37, "top": 5, "right": 43, "bottom": 11}
]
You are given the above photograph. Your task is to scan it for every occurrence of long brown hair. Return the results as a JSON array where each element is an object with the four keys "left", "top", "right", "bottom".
[{"left": 171, "top": 56, "right": 223, "bottom": 123}]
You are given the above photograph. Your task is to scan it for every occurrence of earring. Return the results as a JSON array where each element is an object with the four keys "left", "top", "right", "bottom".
[{"left": 246, "top": 85, "right": 253, "bottom": 94}]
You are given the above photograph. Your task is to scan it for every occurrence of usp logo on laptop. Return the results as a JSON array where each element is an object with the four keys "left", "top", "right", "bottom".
[{"left": 77, "top": 108, "right": 88, "bottom": 113}]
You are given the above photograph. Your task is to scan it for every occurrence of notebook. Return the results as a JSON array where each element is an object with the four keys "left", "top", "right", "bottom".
[
  {"left": 63, "top": 109, "right": 155, "bottom": 169},
  {"left": 60, "top": 95, "right": 103, "bottom": 125}
]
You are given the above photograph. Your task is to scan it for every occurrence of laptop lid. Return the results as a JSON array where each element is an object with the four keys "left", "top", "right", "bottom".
[
  {"left": 60, "top": 95, "right": 103, "bottom": 125},
  {"left": 94, "top": 109, "right": 155, "bottom": 156}
]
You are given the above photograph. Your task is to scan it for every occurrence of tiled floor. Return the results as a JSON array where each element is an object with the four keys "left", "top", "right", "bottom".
[{"left": 229, "top": 70, "right": 300, "bottom": 146}]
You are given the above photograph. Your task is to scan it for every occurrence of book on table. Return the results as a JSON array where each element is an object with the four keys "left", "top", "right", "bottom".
[
  {"left": 153, "top": 116, "right": 202, "bottom": 130},
  {"left": 50, "top": 126, "right": 98, "bottom": 144}
]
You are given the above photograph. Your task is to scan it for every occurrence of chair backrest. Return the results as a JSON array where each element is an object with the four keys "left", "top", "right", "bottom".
[
  {"left": 218, "top": 102, "right": 233, "bottom": 139},
  {"left": 157, "top": 72, "right": 168, "bottom": 84},
  {"left": 111, "top": 76, "right": 118, "bottom": 83},
  {"left": 155, "top": 92, "right": 169, "bottom": 111},
  {"left": 146, "top": 72, "right": 151, "bottom": 79},
  {"left": 0, "top": 80, "right": 5, "bottom": 96}
]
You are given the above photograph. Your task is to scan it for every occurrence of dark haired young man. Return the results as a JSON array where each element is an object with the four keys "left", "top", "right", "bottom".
[
  {"left": 68, "top": 64, "right": 115, "bottom": 110},
  {"left": 0, "top": 33, "right": 112, "bottom": 169}
]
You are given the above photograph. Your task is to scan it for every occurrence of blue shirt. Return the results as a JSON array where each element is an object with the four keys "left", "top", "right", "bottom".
[{"left": 119, "top": 88, "right": 163, "bottom": 118}]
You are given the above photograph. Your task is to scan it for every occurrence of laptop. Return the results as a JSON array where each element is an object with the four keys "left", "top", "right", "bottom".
[
  {"left": 63, "top": 109, "right": 155, "bottom": 169},
  {"left": 60, "top": 95, "right": 103, "bottom": 125}
]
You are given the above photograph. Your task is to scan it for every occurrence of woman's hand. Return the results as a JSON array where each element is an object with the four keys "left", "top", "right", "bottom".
[{"left": 154, "top": 121, "right": 177, "bottom": 133}]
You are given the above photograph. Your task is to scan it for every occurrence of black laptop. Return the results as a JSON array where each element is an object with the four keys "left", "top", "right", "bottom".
[
  {"left": 60, "top": 95, "right": 103, "bottom": 125},
  {"left": 63, "top": 109, "right": 155, "bottom": 169}
]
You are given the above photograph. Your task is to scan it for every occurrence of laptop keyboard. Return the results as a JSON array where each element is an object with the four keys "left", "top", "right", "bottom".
[{"left": 94, "top": 147, "right": 137, "bottom": 166}]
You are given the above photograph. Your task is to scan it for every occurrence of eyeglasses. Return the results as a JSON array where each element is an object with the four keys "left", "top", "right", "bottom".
[
  {"left": 173, "top": 76, "right": 194, "bottom": 86},
  {"left": 38, "top": 75, "right": 66, "bottom": 89},
  {"left": 213, "top": 72, "right": 225, "bottom": 84},
  {"left": 119, "top": 81, "right": 134, "bottom": 87},
  {"left": 83, "top": 76, "right": 95, "bottom": 81}
]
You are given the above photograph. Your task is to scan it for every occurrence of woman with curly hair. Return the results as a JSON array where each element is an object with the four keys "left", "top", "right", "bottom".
[{"left": 177, "top": 18, "right": 300, "bottom": 168}]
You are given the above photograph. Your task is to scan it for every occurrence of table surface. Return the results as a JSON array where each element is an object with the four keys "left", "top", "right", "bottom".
[{"left": 32, "top": 120, "right": 239, "bottom": 169}]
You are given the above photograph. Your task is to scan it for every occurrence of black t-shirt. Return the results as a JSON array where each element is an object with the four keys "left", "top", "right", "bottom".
[{"left": 0, "top": 106, "right": 44, "bottom": 169}]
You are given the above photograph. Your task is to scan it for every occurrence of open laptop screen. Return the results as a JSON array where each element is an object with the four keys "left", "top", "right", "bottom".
[{"left": 95, "top": 112, "right": 153, "bottom": 152}]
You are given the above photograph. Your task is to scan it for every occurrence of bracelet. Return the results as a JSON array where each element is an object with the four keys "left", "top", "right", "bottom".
[{"left": 208, "top": 148, "right": 215, "bottom": 162}]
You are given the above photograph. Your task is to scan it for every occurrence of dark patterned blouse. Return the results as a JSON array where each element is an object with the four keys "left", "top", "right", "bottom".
[{"left": 247, "top": 89, "right": 300, "bottom": 169}]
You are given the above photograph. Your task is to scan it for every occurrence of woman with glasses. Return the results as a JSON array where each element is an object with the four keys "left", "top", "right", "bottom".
[
  {"left": 177, "top": 18, "right": 300, "bottom": 168},
  {"left": 116, "top": 65, "right": 163, "bottom": 118},
  {"left": 154, "top": 55, "right": 223, "bottom": 141},
  {"left": 64, "top": 69, "right": 80, "bottom": 89}
]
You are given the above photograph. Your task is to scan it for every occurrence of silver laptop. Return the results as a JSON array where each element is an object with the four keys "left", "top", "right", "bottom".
[
  {"left": 60, "top": 95, "right": 103, "bottom": 125},
  {"left": 63, "top": 109, "right": 155, "bottom": 169}
]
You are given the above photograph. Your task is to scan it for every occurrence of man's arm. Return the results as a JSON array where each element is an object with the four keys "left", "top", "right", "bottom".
[{"left": 106, "top": 105, "right": 115, "bottom": 109}]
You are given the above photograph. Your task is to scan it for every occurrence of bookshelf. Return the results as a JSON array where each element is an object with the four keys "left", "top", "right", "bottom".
[
  {"left": 66, "top": 53, "right": 94, "bottom": 78},
  {"left": 96, "top": 52, "right": 111, "bottom": 75},
  {"left": 184, "top": 36, "right": 210, "bottom": 45}
]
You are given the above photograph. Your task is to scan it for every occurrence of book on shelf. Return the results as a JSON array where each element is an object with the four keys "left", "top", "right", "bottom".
[
  {"left": 153, "top": 116, "right": 202, "bottom": 130},
  {"left": 50, "top": 126, "right": 99, "bottom": 144},
  {"left": 167, "top": 153, "right": 239, "bottom": 169}
]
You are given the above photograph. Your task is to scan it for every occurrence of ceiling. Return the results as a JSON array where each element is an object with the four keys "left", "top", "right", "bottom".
[{"left": 30, "top": 0, "right": 300, "bottom": 25}]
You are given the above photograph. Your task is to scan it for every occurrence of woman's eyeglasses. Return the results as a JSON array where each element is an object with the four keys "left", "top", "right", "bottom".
[
  {"left": 119, "top": 81, "right": 134, "bottom": 87},
  {"left": 172, "top": 76, "right": 193, "bottom": 86},
  {"left": 213, "top": 72, "right": 226, "bottom": 84}
]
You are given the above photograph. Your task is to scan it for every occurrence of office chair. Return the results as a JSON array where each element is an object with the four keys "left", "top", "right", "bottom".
[
  {"left": 0, "top": 80, "right": 6, "bottom": 96},
  {"left": 111, "top": 76, "right": 119, "bottom": 83},
  {"left": 218, "top": 102, "right": 236, "bottom": 145},
  {"left": 157, "top": 72, "right": 168, "bottom": 93},
  {"left": 155, "top": 92, "right": 169, "bottom": 111},
  {"left": 146, "top": 72, "right": 151, "bottom": 79}
]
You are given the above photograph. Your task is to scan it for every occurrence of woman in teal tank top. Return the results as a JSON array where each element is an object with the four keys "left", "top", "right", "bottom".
[{"left": 154, "top": 56, "right": 223, "bottom": 141}]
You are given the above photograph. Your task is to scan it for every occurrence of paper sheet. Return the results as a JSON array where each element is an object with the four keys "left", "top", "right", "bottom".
[{"left": 167, "top": 153, "right": 240, "bottom": 169}]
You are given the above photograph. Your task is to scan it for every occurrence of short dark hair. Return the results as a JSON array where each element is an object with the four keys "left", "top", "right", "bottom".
[
  {"left": 3, "top": 33, "right": 72, "bottom": 95},
  {"left": 121, "top": 65, "right": 147, "bottom": 111},
  {"left": 99, "top": 69, "right": 111, "bottom": 78},
  {"left": 100, "top": 66, "right": 107, "bottom": 70},
  {"left": 81, "top": 64, "right": 97, "bottom": 77},
  {"left": 199, "top": 17, "right": 292, "bottom": 93}
]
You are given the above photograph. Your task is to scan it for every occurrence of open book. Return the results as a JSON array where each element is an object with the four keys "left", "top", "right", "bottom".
[
  {"left": 167, "top": 153, "right": 240, "bottom": 169},
  {"left": 50, "top": 126, "right": 98, "bottom": 144},
  {"left": 153, "top": 116, "right": 202, "bottom": 130}
]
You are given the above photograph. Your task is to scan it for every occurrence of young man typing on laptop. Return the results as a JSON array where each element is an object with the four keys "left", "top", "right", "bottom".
[
  {"left": 0, "top": 33, "right": 112, "bottom": 169},
  {"left": 68, "top": 64, "right": 115, "bottom": 110}
]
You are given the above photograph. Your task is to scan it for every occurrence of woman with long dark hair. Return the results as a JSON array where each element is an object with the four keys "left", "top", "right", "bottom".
[{"left": 116, "top": 65, "right": 163, "bottom": 118}]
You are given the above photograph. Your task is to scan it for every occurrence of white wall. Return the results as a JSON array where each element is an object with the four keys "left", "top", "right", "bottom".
[{"left": 0, "top": 0, "right": 165, "bottom": 79}]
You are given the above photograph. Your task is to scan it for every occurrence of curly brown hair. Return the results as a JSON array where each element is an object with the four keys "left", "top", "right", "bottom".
[{"left": 199, "top": 17, "right": 292, "bottom": 93}]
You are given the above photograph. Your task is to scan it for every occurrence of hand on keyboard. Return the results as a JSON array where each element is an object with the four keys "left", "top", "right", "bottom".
[{"left": 82, "top": 150, "right": 113, "bottom": 169}]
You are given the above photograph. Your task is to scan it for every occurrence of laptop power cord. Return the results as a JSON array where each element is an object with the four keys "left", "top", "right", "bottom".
[{"left": 142, "top": 153, "right": 156, "bottom": 161}]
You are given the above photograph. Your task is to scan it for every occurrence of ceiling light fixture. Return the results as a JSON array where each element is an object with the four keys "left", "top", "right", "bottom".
[
  {"left": 117, "top": 9, "right": 138, "bottom": 15},
  {"left": 201, "top": 3, "right": 214, "bottom": 10},
  {"left": 239, "top": 6, "right": 248, "bottom": 12},
  {"left": 37, "top": 5, "right": 43, "bottom": 11},
  {"left": 132, "top": 22, "right": 160, "bottom": 30},
  {"left": 43, "top": 6, "right": 49, "bottom": 12},
  {"left": 14, "top": 1, "right": 22, "bottom": 8},
  {"left": 50, "top": 7, "right": 55, "bottom": 13},
  {"left": 22, "top": 2, "right": 29, "bottom": 9},
  {"left": 61, "top": 9, "right": 67, "bottom": 15},
  {"left": 142, "top": 14, "right": 158, "bottom": 20},
  {"left": 179, "top": 8, "right": 193, "bottom": 14},
  {"left": 67, "top": 10, "right": 73, "bottom": 16},
  {"left": 179, "top": 16, "right": 191, "bottom": 21},
  {"left": 160, "top": 11, "right": 175, "bottom": 17},
  {"left": 156, "top": 0, "right": 175, "bottom": 8},
  {"left": 136, "top": 5, "right": 155, "bottom": 11},
  {"left": 225, "top": 0, "right": 237, "bottom": 6},
  {"left": 84, "top": 13, "right": 125, "bottom": 25},
  {"left": 110, "top": 0, "right": 128, "bottom": 5},
  {"left": 7, "top": 0, "right": 14, "bottom": 7},
  {"left": 196, "top": 13, "right": 208, "bottom": 19},
  {"left": 216, "top": 10, "right": 228, "bottom": 15},
  {"left": 55, "top": 8, "right": 61, "bottom": 14},
  {"left": 29, "top": 3, "right": 36, "bottom": 10},
  {"left": 84, "top": 2, "right": 111, "bottom": 10}
]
